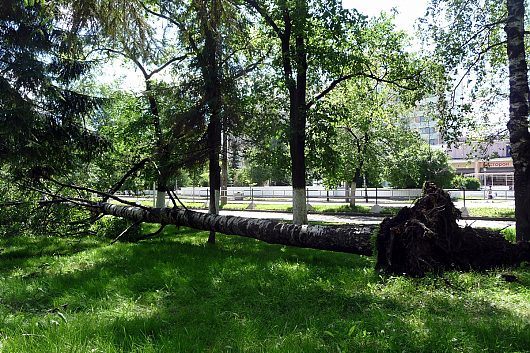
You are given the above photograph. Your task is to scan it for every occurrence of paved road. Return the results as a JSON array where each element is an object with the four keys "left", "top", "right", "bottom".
[
  {"left": 210, "top": 209, "right": 515, "bottom": 229},
  {"left": 124, "top": 196, "right": 515, "bottom": 229},
  {"left": 177, "top": 197, "right": 515, "bottom": 209}
]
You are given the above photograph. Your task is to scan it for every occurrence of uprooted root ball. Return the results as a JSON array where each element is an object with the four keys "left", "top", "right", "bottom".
[{"left": 376, "top": 183, "right": 530, "bottom": 276}]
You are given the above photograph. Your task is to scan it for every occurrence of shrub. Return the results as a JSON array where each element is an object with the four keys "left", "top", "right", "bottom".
[
  {"left": 452, "top": 175, "right": 481, "bottom": 190},
  {"left": 91, "top": 216, "right": 141, "bottom": 241}
]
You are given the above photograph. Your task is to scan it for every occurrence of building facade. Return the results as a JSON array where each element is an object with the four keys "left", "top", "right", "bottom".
[{"left": 447, "top": 140, "right": 513, "bottom": 188}]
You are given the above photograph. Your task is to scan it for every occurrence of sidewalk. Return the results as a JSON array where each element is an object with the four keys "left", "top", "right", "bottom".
[{"left": 207, "top": 209, "right": 515, "bottom": 229}]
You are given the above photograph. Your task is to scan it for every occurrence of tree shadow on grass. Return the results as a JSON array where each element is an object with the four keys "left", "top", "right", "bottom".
[
  {"left": 0, "top": 235, "right": 105, "bottom": 277},
  {"left": 0, "top": 228, "right": 529, "bottom": 352}
]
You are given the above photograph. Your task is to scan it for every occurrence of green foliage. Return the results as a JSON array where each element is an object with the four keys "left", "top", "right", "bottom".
[
  {"left": 501, "top": 226, "right": 516, "bottom": 242},
  {"left": 90, "top": 216, "right": 140, "bottom": 242},
  {"left": 244, "top": 145, "right": 291, "bottom": 186},
  {"left": 187, "top": 166, "right": 209, "bottom": 187},
  {"left": 88, "top": 91, "right": 152, "bottom": 191},
  {"left": 0, "top": 178, "right": 34, "bottom": 237},
  {"left": 420, "top": 0, "right": 526, "bottom": 141},
  {"left": 0, "top": 230, "right": 528, "bottom": 352},
  {"left": 387, "top": 144, "right": 456, "bottom": 188},
  {"left": 237, "top": 69, "right": 292, "bottom": 187},
  {"left": 309, "top": 76, "right": 421, "bottom": 189},
  {"left": 0, "top": 173, "right": 96, "bottom": 238},
  {"left": 452, "top": 175, "right": 481, "bottom": 190},
  {"left": 232, "top": 168, "right": 251, "bottom": 187},
  {"left": 0, "top": 0, "right": 105, "bottom": 181}
]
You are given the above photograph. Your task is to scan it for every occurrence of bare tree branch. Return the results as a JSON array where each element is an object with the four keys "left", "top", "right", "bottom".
[
  {"left": 94, "top": 48, "right": 186, "bottom": 81},
  {"left": 243, "top": 0, "right": 283, "bottom": 38},
  {"left": 99, "top": 47, "right": 149, "bottom": 78},
  {"left": 450, "top": 40, "right": 507, "bottom": 108},
  {"left": 167, "top": 190, "right": 178, "bottom": 208},
  {"left": 104, "top": 158, "right": 149, "bottom": 202},
  {"left": 457, "top": 19, "right": 508, "bottom": 52},
  {"left": 147, "top": 54, "right": 188, "bottom": 78},
  {"left": 230, "top": 49, "right": 272, "bottom": 80},
  {"left": 45, "top": 178, "right": 152, "bottom": 211},
  {"left": 111, "top": 220, "right": 142, "bottom": 244},
  {"left": 307, "top": 74, "right": 355, "bottom": 108},
  {"left": 134, "top": 224, "right": 167, "bottom": 242},
  {"left": 138, "top": 0, "right": 199, "bottom": 53},
  {"left": 171, "top": 190, "right": 189, "bottom": 210},
  {"left": 308, "top": 70, "right": 421, "bottom": 109}
]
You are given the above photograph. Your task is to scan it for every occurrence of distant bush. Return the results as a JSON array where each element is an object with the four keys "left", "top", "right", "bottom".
[{"left": 452, "top": 175, "right": 481, "bottom": 190}]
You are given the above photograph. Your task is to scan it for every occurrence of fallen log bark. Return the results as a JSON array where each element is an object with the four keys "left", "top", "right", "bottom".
[
  {"left": 376, "top": 183, "right": 530, "bottom": 276},
  {"left": 88, "top": 202, "right": 375, "bottom": 256}
]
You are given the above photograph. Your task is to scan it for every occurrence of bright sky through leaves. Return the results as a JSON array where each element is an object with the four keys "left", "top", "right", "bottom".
[
  {"left": 101, "top": 0, "right": 430, "bottom": 92},
  {"left": 342, "top": 0, "right": 428, "bottom": 33}
]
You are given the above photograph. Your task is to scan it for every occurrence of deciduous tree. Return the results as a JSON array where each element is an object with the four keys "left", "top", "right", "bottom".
[
  {"left": 242, "top": 1, "right": 427, "bottom": 223},
  {"left": 424, "top": 0, "right": 529, "bottom": 240}
]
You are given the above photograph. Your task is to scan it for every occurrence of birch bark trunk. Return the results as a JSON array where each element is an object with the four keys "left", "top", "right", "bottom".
[
  {"left": 91, "top": 203, "right": 374, "bottom": 255},
  {"left": 505, "top": 0, "right": 530, "bottom": 241}
]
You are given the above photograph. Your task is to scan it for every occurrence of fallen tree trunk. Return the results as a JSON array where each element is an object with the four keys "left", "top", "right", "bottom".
[
  {"left": 376, "top": 183, "right": 530, "bottom": 276},
  {"left": 89, "top": 202, "right": 375, "bottom": 256}
]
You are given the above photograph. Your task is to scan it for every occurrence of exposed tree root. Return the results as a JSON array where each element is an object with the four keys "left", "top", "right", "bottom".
[{"left": 376, "top": 183, "right": 530, "bottom": 276}]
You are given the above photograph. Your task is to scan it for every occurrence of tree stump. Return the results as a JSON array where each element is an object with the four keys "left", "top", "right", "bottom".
[{"left": 376, "top": 183, "right": 530, "bottom": 276}]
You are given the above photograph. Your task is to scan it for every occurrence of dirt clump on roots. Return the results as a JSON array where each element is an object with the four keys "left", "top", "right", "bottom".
[{"left": 376, "top": 183, "right": 530, "bottom": 276}]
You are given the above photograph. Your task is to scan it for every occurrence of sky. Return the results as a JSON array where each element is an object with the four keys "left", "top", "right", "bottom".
[{"left": 342, "top": 0, "right": 428, "bottom": 34}]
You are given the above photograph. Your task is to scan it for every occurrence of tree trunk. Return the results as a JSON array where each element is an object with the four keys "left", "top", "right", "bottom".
[
  {"left": 350, "top": 169, "right": 361, "bottom": 207},
  {"left": 145, "top": 79, "right": 171, "bottom": 210},
  {"left": 350, "top": 180, "right": 357, "bottom": 207},
  {"left": 344, "top": 181, "right": 350, "bottom": 203},
  {"left": 155, "top": 191, "right": 166, "bottom": 208},
  {"left": 289, "top": 28, "right": 309, "bottom": 225},
  {"left": 505, "top": 0, "right": 530, "bottom": 242},
  {"left": 200, "top": 0, "right": 222, "bottom": 243},
  {"left": 364, "top": 175, "right": 369, "bottom": 203},
  {"left": 292, "top": 188, "right": 307, "bottom": 224},
  {"left": 91, "top": 202, "right": 375, "bottom": 255},
  {"left": 221, "top": 130, "right": 228, "bottom": 206},
  {"left": 155, "top": 166, "right": 170, "bottom": 209}
]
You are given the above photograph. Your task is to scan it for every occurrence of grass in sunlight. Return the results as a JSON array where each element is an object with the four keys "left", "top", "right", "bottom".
[
  {"left": 466, "top": 207, "right": 515, "bottom": 218},
  {"left": 1, "top": 226, "right": 528, "bottom": 352}
]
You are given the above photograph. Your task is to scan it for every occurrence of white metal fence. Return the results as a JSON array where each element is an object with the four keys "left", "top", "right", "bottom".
[{"left": 126, "top": 186, "right": 514, "bottom": 202}]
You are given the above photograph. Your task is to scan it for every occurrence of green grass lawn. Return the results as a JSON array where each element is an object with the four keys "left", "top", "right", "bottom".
[
  {"left": 466, "top": 207, "right": 515, "bottom": 218},
  {"left": 202, "top": 202, "right": 515, "bottom": 218},
  {"left": 0, "top": 227, "right": 529, "bottom": 352}
]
